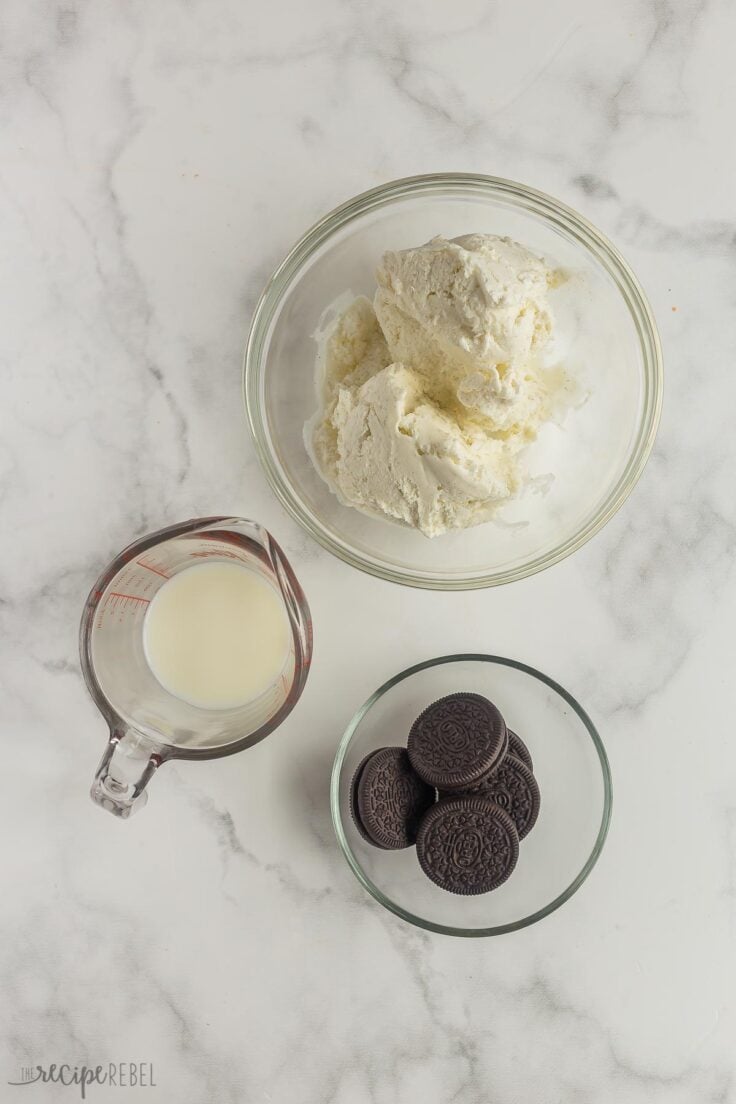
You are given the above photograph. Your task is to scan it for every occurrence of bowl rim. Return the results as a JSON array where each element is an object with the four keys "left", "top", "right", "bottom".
[
  {"left": 244, "top": 172, "right": 663, "bottom": 590},
  {"left": 330, "top": 653, "right": 613, "bottom": 937}
]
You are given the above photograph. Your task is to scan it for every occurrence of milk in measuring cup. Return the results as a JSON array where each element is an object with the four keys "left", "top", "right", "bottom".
[{"left": 143, "top": 561, "right": 290, "bottom": 709}]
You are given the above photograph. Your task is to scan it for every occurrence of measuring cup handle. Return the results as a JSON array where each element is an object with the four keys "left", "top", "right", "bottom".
[{"left": 90, "top": 729, "right": 161, "bottom": 818}]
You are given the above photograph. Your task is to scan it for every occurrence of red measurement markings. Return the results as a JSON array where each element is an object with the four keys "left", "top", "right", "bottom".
[
  {"left": 188, "top": 549, "right": 246, "bottom": 561},
  {"left": 108, "top": 592, "right": 150, "bottom": 604},
  {"left": 136, "top": 560, "right": 169, "bottom": 579}
]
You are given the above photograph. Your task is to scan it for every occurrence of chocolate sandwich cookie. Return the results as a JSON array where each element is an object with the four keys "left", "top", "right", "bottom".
[
  {"left": 350, "top": 748, "right": 391, "bottom": 848},
  {"left": 508, "top": 730, "right": 533, "bottom": 772},
  {"left": 416, "top": 796, "right": 519, "bottom": 895},
  {"left": 354, "top": 747, "right": 435, "bottom": 850},
  {"left": 468, "top": 754, "right": 540, "bottom": 841},
  {"left": 408, "top": 693, "right": 508, "bottom": 791}
]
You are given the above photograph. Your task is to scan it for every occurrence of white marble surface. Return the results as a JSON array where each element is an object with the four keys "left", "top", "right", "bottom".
[{"left": 2, "top": 0, "right": 735, "bottom": 1100}]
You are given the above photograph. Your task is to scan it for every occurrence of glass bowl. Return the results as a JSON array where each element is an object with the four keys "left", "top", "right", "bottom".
[
  {"left": 244, "top": 173, "right": 662, "bottom": 590},
  {"left": 330, "top": 655, "right": 612, "bottom": 937}
]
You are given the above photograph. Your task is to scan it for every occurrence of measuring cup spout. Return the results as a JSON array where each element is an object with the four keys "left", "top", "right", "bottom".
[{"left": 91, "top": 728, "right": 161, "bottom": 818}]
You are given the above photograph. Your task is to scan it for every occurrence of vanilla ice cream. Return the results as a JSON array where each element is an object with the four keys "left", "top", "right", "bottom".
[{"left": 307, "top": 234, "right": 569, "bottom": 537}]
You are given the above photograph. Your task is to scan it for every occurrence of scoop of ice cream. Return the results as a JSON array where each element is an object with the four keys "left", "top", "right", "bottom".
[
  {"left": 306, "top": 233, "right": 567, "bottom": 538},
  {"left": 375, "top": 234, "right": 554, "bottom": 426},
  {"left": 316, "top": 295, "right": 389, "bottom": 403},
  {"left": 325, "top": 362, "right": 517, "bottom": 537},
  {"left": 375, "top": 234, "right": 552, "bottom": 370},
  {"left": 310, "top": 296, "right": 390, "bottom": 482}
]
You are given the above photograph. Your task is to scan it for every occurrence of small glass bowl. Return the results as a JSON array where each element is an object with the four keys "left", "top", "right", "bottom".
[
  {"left": 330, "top": 655, "right": 612, "bottom": 937},
  {"left": 244, "top": 173, "right": 662, "bottom": 590}
]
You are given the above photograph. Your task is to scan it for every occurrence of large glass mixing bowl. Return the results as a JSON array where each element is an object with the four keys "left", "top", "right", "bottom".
[{"left": 244, "top": 174, "right": 662, "bottom": 589}]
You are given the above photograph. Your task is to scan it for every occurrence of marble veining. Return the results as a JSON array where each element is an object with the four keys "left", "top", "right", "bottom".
[{"left": 2, "top": 0, "right": 736, "bottom": 1100}]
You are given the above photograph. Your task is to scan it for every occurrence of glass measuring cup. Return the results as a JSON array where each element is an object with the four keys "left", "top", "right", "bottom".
[{"left": 80, "top": 517, "right": 312, "bottom": 818}]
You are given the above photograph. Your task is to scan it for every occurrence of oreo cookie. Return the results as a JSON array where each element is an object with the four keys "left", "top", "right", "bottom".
[
  {"left": 352, "top": 747, "right": 435, "bottom": 850},
  {"left": 349, "top": 749, "right": 391, "bottom": 848},
  {"left": 508, "top": 730, "right": 533, "bottom": 772},
  {"left": 469, "top": 755, "right": 540, "bottom": 841},
  {"left": 416, "top": 796, "right": 519, "bottom": 895},
  {"left": 437, "top": 731, "right": 535, "bottom": 797},
  {"left": 408, "top": 693, "right": 508, "bottom": 790}
]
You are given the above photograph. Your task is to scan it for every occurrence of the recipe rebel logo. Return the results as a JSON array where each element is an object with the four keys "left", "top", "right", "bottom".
[{"left": 8, "top": 1062, "right": 156, "bottom": 1098}]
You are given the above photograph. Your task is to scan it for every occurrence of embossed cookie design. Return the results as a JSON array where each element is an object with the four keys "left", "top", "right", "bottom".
[
  {"left": 416, "top": 796, "right": 519, "bottom": 895},
  {"left": 354, "top": 747, "right": 435, "bottom": 850},
  {"left": 456, "top": 755, "right": 541, "bottom": 840},
  {"left": 408, "top": 693, "right": 508, "bottom": 790},
  {"left": 350, "top": 748, "right": 391, "bottom": 848}
]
